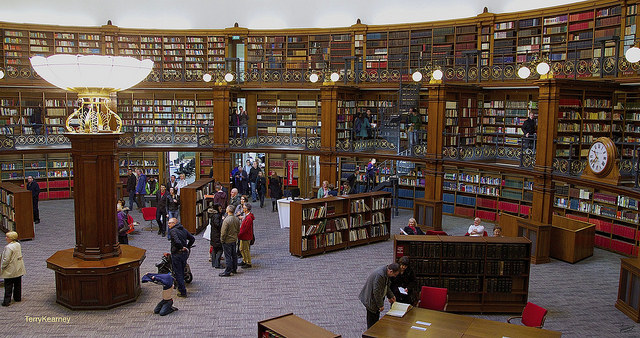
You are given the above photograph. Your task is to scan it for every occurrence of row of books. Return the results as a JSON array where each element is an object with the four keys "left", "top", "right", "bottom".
[
  {"left": 485, "top": 278, "right": 514, "bottom": 293},
  {"left": 351, "top": 199, "right": 370, "bottom": 213},
  {"left": 485, "top": 260, "right": 528, "bottom": 276},
  {"left": 301, "top": 232, "right": 343, "bottom": 251},
  {"left": 0, "top": 204, "right": 15, "bottom": 219},
  {"left": 0, "top": 190, "right": 15, "bottom": 207},
  {"left": 0, "top": 216, "right": 16, "bottom": 232},
  {"left": 372, "top": 197, "right": 391, "bottom": 210},
  {"left": 442, "top": 259, "right": 484, "bottom": 275}
]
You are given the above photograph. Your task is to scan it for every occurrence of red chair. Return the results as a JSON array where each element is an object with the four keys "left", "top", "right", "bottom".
[
  {"left": 418, "top": 286, "right": 448, "bottom": 311},
  {"left": 426, "top": 230, "right": 448, "bottom": 236},
  {"left": 141, "top": 207, "right": 157, "bottom": 231},
  {"left": 483, "top": 231, "right": 488, "bottom": 236},
  {"left": 507, "top": 302, "right": 548, "bottom": 328}
]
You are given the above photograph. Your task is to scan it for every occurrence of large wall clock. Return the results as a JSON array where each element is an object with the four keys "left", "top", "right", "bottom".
[{"left": 582, "top": 137, "right": 620, "bottom": 185}]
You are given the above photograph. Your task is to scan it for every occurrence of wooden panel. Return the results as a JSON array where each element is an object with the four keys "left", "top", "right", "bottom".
[
  {"left": 258, "top": 313, "right": 340, "bottom": 338},
  {"left": 180, "top": 177, "right": 214, "bottom": 234},
  {"left": 550, "top": 214, "right": 595, "bottom": 263}
]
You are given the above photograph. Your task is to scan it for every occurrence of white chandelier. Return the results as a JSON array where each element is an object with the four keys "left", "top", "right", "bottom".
[{"left": 30, "top": 55, "right": 153, "bottom": 133}]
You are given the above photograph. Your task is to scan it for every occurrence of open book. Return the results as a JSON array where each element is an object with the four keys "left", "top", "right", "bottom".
[{"left": 386, "top": 301, "right": 412, "bottom": 317}]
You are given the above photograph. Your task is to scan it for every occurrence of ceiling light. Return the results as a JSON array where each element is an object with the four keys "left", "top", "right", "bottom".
[
  {"left": 626, "top": 47, "right": 640, "bottom": 63},
  {"left": 330, "top": 72, "right": 340, "bottom": 82},
  {"left": 202, "top": 73, "right": 212, "bottom": 82},
  {"left": 536, "top": 62, "right": 550, "bottom": 75},
  {"left": 432, "top": 69, "right": 443, "bottom": 80},
  {"left": 309, "top": 73, "right": 319, "bottom": 83},
  {"left": 412, "top": 71, "right": 423, "bottom": 82},
  {"left": 518, "top": 66, "right": 531, "bottom": 79},
  {"left": 224, "top": 73, "right": 234, "bottom": 82}
]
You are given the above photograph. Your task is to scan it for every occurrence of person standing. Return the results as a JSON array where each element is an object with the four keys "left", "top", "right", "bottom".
[
  {"left": 156, "top": 184, "right": 168, "bottom": 236},
  {"left": 1, "top": 231, "right": 26, "bottom": 307},
  {"left": 167, "top": 218, "right": 194, "bottom": 297},
  {"left": 166, "top": 187, "right": 180, "bottom": 220},
  {"left": 26, "top": 176, "right": 40, "bottom": 224},
  {"left": 166, "top": 175, "right": 178, "bottom": 191},
  {"left": 248, "top": 161, "right": 261, "bottom": 202},
  {"left": 30, "top": 103, "right": 43, "bottom": 135},
  {"left": 145, "top": 176, "right": 159, "bottom": 197},
  {"left": 366, "top": 159, "right": 378, "bottom": 192},
  {"left": 213, "top": 182, "right": 227, "bottom": 211},
  {"left": 228, "top": 188, "right": 241, "bottom": 209},
  {"left": 468, "top": 217, "right": 485, "bottom": 236},
  {"left": 347, "top": 168, "right": 360, "bottom": 193},
  {"left": 208, "top": 205, "right": 223, "bottom": 269},
  {"left": 359, "top": 263, "right": 400, "bottom": 328},
  {"left": 390, "top": 256, "right": 419, "bottom": 305},
  {"left": 357, "top": 112, "right": 371, "bottom": 140},
  {"left": 234, "top": 166, "right": 248, "bottom": 196},
  {"left": 353, "top": 113, "right": 363, "bottom": 140},
  {"left": 268, "top": 173, "right": 282, "bottom": 212},
  {"left": 219, "top": 205, "right": 240, "bottom": 277},
  {"left": 256, "top": 171, "right": 267, "bottom": 208},
  {"left": 126, "top": 168, "right": 137, "bottom": 210},
  {"left": 521, "top": 109, "right": 537, "bottom": 150},
  {"left": 238, "top": 203, "right": 255, "bottom": 268},
  {"left": 117, "top": 206, "right": 130, "bottom": 244},
  {"left": 175, "top": 173, "right": 188, "bottom": 196},
  {"left": 407, "top": 108, "right": 422, "bottom": 153},
  {"left": 135, "top": 169, "right": 147, "bottom": 209},
  {"left": 366, "top": 109, "right": 376, "bottom": 139},
  {"left": 230, "top": 107, "right": 240, "bottom": 138},
  {"left": 238, "top": 106, "right": 248, "bottom": 138}
]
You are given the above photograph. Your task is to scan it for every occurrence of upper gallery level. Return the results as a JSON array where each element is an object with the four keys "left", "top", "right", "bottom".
[{"left": 1, "top": 0, "right": 640, "bottom": 88}]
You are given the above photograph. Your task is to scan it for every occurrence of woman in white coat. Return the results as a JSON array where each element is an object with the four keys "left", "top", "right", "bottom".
[{"left": 2, "top": 231, "right": 26, "bottom": 306}]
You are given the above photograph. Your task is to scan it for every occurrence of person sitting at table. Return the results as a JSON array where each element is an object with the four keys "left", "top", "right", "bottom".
[
  {"left": 493, "top": 226, "right": 503, "bottom": 237},
  {"left": 390, "top": 256, "right": 419, "bottom": 306},
  {"left": 403, "top": 218, "right": 425, "bottom": 235},
  {"left": 467, "top": 217, "right": 485, "bottom": 236}
]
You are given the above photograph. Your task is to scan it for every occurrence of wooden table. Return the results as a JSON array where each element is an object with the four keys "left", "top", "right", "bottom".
[{"left": 363, "top": 307, "right": 561, "bottom": 338}]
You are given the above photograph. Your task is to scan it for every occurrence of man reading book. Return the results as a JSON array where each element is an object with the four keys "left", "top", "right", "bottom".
[{"left": 359, "top": 263, "right": 400, "bottom": 329}]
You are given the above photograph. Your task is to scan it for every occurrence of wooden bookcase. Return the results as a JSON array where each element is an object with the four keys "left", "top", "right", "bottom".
[
  {"left": 258, "top": 313, "right": 340, "bottom": 338},
  {"left": 617, "top": 257, "right": 640, "bottom": 323},
  {"left": 0, "top": 153, "right": 74, "bottom": 200},
  {"left": 394, "top": 235, "right": 531, "bottom": 313},
  {"left": 179, "top": 177, "right": 214, "bottom": 234},
  {"left": 0, "top": 182, "right": 34, "bottom": 240},
  {"left": 442, "top": 166, "right": 533, "bottom": 222},
  {"left": 289, "top": 191, "right": 391, "bottom": 257},
  {"left": 553, "top": 181, "right": 640, "bottom": 257}
]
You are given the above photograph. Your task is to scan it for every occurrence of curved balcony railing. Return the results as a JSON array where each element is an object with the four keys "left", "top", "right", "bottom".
[
  {"left": 442, "top": 133, "right": 537, "bottom": 167},
  {"left": 228, "top": 125, "right": 321, "bottom": 150}
]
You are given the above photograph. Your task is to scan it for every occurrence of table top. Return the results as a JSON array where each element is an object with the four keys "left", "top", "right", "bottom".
[{"left": 363, "top": 307, "right": 561, "bottom": 338}]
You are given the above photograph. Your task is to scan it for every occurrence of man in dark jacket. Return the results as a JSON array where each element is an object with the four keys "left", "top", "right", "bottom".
[
  {"left": 168, "top": 218, "right": 195, "bottom": 297},
  {"left": 208, "top": 205, "right": 223, "bottom": 269},
  {"left": 156, "top": 184, "right": 168, "bottom": 236},
  {"left": 268, "top": 173, "right": 282, "bottom": 212},
  {"left": 248, "top": 161, "right": 261, "bottom": 202},
  {"left": 26, "top": 176, "right": 40, "bottom": 224},
  {"left": 126, "top": 168, "right": 137, "bottom": 210},
  {"left": 213, "top": 183, "right": 227, "bottom": 211},
  {"left": 234, "top": 167, "right": 248, "bottom": 196},
  {"left": 521, "top": 110, "right": 537, "bottom": 150},
  {"left": 359, "top": 263, "right": 400, "bottom": 328},
  {"left": 347, "top": 168, "right": 360, "bottom": 193}
]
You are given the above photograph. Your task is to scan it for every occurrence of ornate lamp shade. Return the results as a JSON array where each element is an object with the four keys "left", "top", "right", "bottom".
[{"left": 30, "top": 55, "right": 153, "bottom": 133}]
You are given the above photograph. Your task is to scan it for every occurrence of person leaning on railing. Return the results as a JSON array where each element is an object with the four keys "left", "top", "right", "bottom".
[{"left": 521, "top": 109, "right": 537, "bottom": 150}]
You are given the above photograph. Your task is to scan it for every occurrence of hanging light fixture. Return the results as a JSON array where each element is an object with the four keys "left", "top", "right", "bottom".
[
  {"left": 625, "top": 46, "right": 640, "bottom": 63},
  {"left": 330, "top": 72, "right": 340, "bottom": 82},
  {"left": 536, "top": 62, "right": 550, "bottom": 75},
  {"left": 517, "top": 66, "right": 531, "bottom": 79},
  {"left": 309, "top": 73, "right": 319, "bottom": 83},
  {"left": 202, "top": 73, "right": 212, "bottom": 82},
  {"left": 30, "top": 54, "right": 153, "bottom": 133},
  {"left": 224, "top": 72, "right": 235, "bottom": 82},
  {"left": 0, "top": 68, "right": 4, "bottom": 80},
  {"left": 412, "top": 71, "right": 423, "bottom": 82},
  {"left": 432, "top": 69, "right": 443, "bottom": 81}
]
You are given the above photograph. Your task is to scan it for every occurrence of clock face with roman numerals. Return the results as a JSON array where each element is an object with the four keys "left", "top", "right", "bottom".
[{"left": 588, "top": 141, "right": 609, "bottom": 174}]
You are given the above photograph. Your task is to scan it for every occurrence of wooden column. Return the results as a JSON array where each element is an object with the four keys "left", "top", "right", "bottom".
[
  {"left": 319, "top": 85, "right": 340, "bottom": 185},
  {"left": 68, "top": 133, "right": 121, "bottom": 259},
  {"left": 46, "top": 133, "right": 145, "bottom": 310},
  {"left": 414, "top": 83, "right": 448, "bottom": 230},
  {"left": 211, "top": 85, "right": 232, "bottom": 190},
  {"left": 532, "top": 79, "right": 560, "bottom": 224}
]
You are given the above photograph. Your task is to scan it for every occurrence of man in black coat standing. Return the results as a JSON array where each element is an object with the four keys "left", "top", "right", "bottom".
[
  {"left": 521, "top": 110, "right": 537, "bottom": 150},
  {"left": 126, "top": 168, "right": 137, "bottom": 210},
  {"left": 347, "top": 168, "right": 360, "bottom": 193},
  {"left": 168, "top": 218, "right": 195, "bottom": 297},
  {"left": 26, "top": 176, "right": 40, "bottom": 224}
]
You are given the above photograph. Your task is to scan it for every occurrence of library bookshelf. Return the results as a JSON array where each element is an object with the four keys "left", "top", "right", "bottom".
[
  {"left": 394, "top": 235, "right": 531, "bottom": 313},
  {"left": 258, "top": 313, "right": 340, "bottom": 338},
  {"left": 289, "top": 191, "right": 391, "bottom": 257},
  {"left": 0, "top": 182, "right": 34, "bottom": 240},
  {"left": 0, "top": 153, "right": 74, "bottom": 200},
  {"left": 180, "top": 177, "right": 214, "bottom": 234}
]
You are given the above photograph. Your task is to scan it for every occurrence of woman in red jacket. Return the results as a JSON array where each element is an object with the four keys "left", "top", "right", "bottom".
[{"left": 238, "top": 203, "right": 255, "bottom": 268}]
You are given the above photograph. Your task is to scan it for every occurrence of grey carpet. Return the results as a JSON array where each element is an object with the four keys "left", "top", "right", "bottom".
[{"left": 1, "top": 199, "right": 639, "bottom": 337}]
